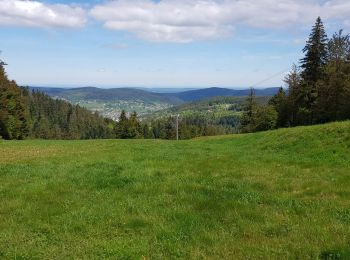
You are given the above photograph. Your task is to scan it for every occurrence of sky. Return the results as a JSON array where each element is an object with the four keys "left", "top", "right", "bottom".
[{"left": 0, "top": 0, "right": 350, "bottom": 88}]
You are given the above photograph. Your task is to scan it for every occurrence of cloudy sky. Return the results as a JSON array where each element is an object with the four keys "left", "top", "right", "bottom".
[{"left": 0, "top": 0, "right": 349, "bottom": 88}]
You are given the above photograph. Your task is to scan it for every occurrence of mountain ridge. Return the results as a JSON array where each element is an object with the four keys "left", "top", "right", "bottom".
[{"left": 30, "top": 86, "right": 280, "bottom": 103}]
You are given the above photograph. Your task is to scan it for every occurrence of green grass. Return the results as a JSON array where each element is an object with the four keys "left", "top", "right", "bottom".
[{"left": 1, "top": 121, "right": 350, "bottom": 259}]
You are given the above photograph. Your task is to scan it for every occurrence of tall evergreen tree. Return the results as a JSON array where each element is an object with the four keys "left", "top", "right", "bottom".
[
  {"left": 300, "top": 17, "right": 328, "bottom": 83},
  {"left": 115, "top": 110, "right": 129, "bottom": 139},
  {"left": 128, "top": 111, "right": 142, "bottom": 138},
  {"left": 294, "top": 17, "right": 328, "bottom": 124},
  {"left": 241, "top": 88, "right": 258, "bottom": 133}
]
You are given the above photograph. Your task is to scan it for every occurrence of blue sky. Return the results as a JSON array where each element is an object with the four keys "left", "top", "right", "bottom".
[{"left": 0, "top": 0, "right": 349, "bottom": 88}]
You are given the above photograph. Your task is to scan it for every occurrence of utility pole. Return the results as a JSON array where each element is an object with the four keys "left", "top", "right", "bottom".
[
  {"left": 171, "top": 114, "right": 180, "bottom": 140},
  {"left": 176, "top": 114, "right": 179, "bottom": 141}
]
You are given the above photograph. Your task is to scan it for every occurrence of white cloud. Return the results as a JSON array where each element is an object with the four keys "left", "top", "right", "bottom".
[
  {"left": 90, "top": 0, "right": 350, "bottom": 43},
  {"left": 0, "top": 0, "right": 86, "bottom": 28},
  {"left": 91, "top": 0, "right": 234, "bottom": 43}
]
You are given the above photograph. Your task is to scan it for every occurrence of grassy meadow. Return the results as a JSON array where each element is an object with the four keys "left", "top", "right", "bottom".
[{"left": 0, "top": 121, "right": 350, "bottom": 259}]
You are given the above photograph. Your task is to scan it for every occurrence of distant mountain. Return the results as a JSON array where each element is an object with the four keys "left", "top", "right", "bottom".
[
  {"left": 135, "top": 87, "right": 199, "bottom": 93},
  {"left": 172, "top": 87, "right": 280, "bottom": 102},
  {"left": 29, "top": 87, "right": 182, "bottom": 104},
  {"left": 30, "top": 86, "right": 279, "bottom": 103},
  {"left": 29, "top": 86, "right": 279, "bottom": 120}
]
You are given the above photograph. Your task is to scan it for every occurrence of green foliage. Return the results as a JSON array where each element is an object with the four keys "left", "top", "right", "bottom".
[
  {"left": 270, "top": 17, "right": 350, "bottom": 128},
  {"left": 0, "top": 63, "right": 114, "bottom": 140},
  {"left": 0, "top": 121, "right": 349, "bottom": 258},
  {"left": 300, "top": 16, "right": 328, "bottom": 83},
  {"left": 115, "top": 110, "right": 143, "bottom": 139},
  {"left": 241, "top": 89, "right": 277, "bottom": 133},
  {"left": 0, "top": 64, "right": 28, "bottom": 140},
  {"left": 269, "top": 87, "right": 289, "bottom": 127},
  {"left": 145, "top": 96, "right": 270, "bottom": 139},
  {"left": 313, "top": 30, "right": 350, "bottom": 122},
  {"left": 147, "top": 114, "right": 237, "bottom": 140},
  {"left": 241, "top": 88, "right": 258, "bottom": 132},
  {"left": 253, "top": 105, "right": 278, "bottom": 132},
  {"left": 25, "top": 90, "right": 114, "bottom": 140}
]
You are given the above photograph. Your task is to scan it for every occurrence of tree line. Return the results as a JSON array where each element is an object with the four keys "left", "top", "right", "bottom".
[
  {"left": 0, "top": 64, "right": 114, "bottom": 140},
  {"left": 113, "top": 110, "right": 238, "bottom": 140},
  {"left": 241, "top": 17, "right": 350, "bottom": 133}
]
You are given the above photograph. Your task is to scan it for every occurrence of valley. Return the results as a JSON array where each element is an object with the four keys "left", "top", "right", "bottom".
[{"left": 30, "top": 87, "right": 279, "bottom": 120}]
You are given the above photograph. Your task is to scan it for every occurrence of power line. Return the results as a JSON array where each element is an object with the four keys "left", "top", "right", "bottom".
[{"left": 249, "top": 67, "right": 291, "bottom": 88}]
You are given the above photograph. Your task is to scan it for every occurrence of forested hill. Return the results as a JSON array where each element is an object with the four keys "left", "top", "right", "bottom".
[
  {"left": 30, "top": 87, "right": 183, "bottom": 104},
  {"left": 171, "top": 87, "right": 280, "bottom": 102},
  {"left": 0, "top": 65, "right": 114, "bottom": 140},
  {"left": 31, "top": 86, "right": 279, "bottom": 104}
]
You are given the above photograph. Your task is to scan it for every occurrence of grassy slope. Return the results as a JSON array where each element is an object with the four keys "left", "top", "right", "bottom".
[{"left": 0, "top": 121, "right": 350, "bottom": 259}]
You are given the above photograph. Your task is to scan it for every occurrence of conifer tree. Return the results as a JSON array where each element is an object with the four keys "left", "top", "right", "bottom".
[
  {"left": 300, "top": 17, "right": 328, "bottom": 83},
  {"left": 115, "top": 110, "right": 129, "bottom": 139},
  {"left": 269, "top": 87, "right": 289, "bottom": 127},
  {"left": 241, "top": 88, "right": 258, "bottom": 133},
  {"left": 128, "top": 111, "right": 142, "bottom": 138},
  {"left": 283, "top": 65, "right": 304, "bottom": 125}
]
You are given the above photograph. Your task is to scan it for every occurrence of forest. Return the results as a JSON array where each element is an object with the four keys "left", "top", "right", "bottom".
[
  {"left": 1, "top": 17, "right": 349, "bottom": 140},
  {"left": 241, "top": 17, "right": 350, "bottom": 133},
  {"left": 0, "top": 65, "right": 114, "bottom": 140}
]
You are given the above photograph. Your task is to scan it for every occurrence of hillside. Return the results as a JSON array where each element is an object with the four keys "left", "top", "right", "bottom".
[
  {"left": 0, "top": 66, "right": 114, "bottom": 140},
  {"left": 142, "top": 96, "right": 271, "bottom": 138},
  {"left": 31, "top": 87, "right": 182, "bottom": 104},
  {"left": 172, "top": 87, "right": 280, "bottom": 102},
  {"left": 31, "top": 87, "right": 279, "bottom": 120},
  {"left": 1, "top": 121, "right": 349, "bottom": 258},
  {"left": 146, "top": 95, "right": 270, "bottom": 118}
]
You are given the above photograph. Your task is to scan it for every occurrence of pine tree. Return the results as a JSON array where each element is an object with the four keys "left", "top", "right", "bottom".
[
  {"left": 269, "top": 87, "right": 289, "bottom": 127},
  {"left": 295, "top": 17, "right": 328, "bottom": 124},
  {"left": 283, "top": 65, "right": 304, "bottom": 125},
  {"left": 300, "top": 17, "right": 328, "bottom": 83},
  {"left": 115, "top": 110, "right": 129, "bottom": 139},
  {"left": 241, "top": 88, "right": 258, "bottom": 133},
  {"left": 128, "top": 111, "right": 142, "bottom": 138}
]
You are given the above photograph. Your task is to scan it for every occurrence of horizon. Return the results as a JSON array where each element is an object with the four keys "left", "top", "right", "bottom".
[
  {"left": 1, "top": 0, "right": 350, "bottom": 87},
  {"left": 28, "top": 85, "right": 279, "bottom": 90}
]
